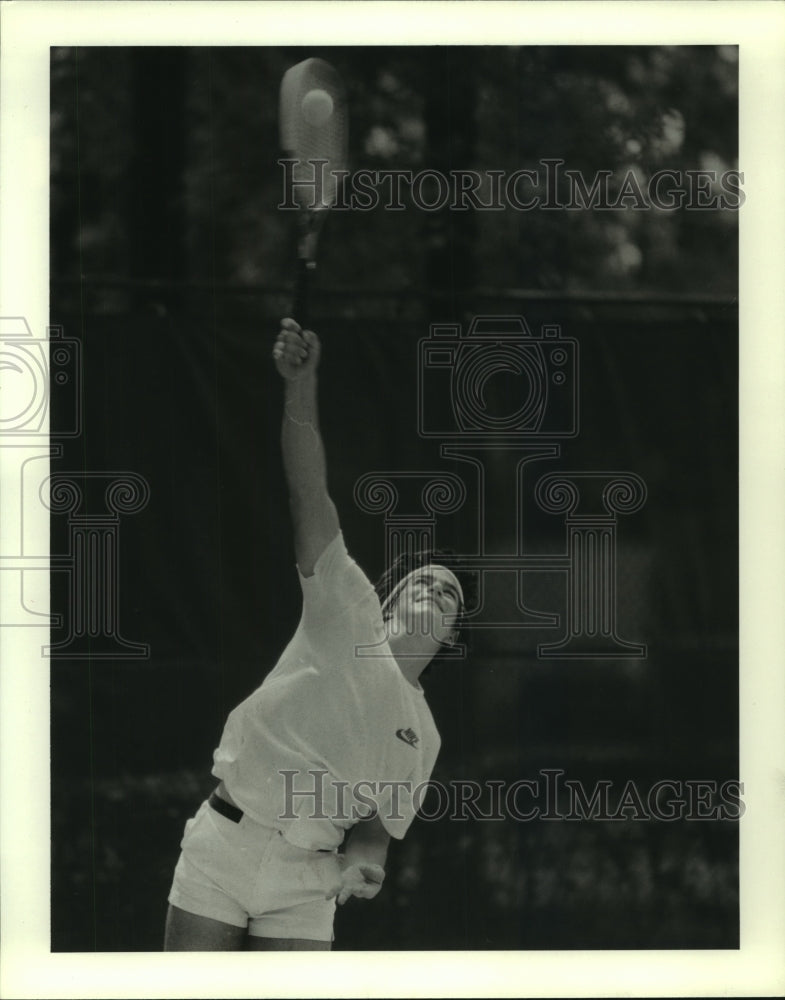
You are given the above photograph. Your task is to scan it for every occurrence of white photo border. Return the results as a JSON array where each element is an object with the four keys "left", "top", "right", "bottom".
[{"left": 1, "top": 1, "right": 783, "bottom": 997}]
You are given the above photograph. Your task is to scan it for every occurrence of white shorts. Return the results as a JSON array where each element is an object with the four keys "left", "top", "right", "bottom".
[{"left": 168, "top": 798, "right": 342, "bottom": 941}]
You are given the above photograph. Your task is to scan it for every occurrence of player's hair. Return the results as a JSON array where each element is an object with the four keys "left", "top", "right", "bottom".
[{"left": 374, "top": 548, "right": 476, "bottom": 663}]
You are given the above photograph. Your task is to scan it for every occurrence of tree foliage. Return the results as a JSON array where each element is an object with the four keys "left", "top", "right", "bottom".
[{"left": 51, "top": 45, "right": 738, "bottom": 304}]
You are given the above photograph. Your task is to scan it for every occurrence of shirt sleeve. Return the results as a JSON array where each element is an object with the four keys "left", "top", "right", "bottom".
[{"left": 297, "top": 531, "right": 379, "bottom": 627}]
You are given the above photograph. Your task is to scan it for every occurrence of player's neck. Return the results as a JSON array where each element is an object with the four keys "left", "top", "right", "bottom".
[{"left": 387, "top": 633, "right": 435, "bottom": 688}]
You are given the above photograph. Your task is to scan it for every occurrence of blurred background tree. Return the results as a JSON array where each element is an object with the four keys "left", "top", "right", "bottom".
[{"left": 51, "top": 45, "right": 738, "bottom": 305}]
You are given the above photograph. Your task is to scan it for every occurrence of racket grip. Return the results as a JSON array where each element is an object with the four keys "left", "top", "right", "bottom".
[{"left": 293, "top": 257, "right": 311, "bottom": 329}]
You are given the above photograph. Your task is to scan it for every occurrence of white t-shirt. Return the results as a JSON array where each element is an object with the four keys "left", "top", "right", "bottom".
[{"left": 211, "top": 532, "right": 441, "bottom": 850}]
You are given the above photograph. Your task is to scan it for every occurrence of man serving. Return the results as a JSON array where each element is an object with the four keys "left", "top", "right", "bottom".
[{"left": 165, "top": 318, "right": 466, "bottom": 950}]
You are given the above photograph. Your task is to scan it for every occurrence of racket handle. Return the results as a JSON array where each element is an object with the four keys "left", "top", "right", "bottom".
[{"left": 293, "top": 257, "right": 312, "bottom": 330}]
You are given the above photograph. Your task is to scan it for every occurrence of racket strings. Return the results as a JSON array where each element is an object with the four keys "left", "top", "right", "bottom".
[{"left": 280, "top": 58, "right": 348, "bottom": 209}]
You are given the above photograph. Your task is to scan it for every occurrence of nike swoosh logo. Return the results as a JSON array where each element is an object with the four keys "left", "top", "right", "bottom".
[{"left": 396, "top": 728, "right": 419, "bottom": 748}]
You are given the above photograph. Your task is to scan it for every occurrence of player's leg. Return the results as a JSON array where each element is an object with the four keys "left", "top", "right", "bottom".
[
  {"left": 244, "top": 837, "right": 340, "bottom": 950},
  {"left": 166, "top": 800, "right": 255, "bottom": 949},
  {"left": 164, "top": 904, "right": 247, "bottom": 951},
  {"left": 246, "top": 935, "right": 331, "bottom": 951}
]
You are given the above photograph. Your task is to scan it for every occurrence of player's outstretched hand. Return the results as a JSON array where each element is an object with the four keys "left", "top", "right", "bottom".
[
  {"left": 272, "top": 318, "right": 321, "bottom": 381},
  {"left": 326, "top": 862, "right": 386, "bottom": 905}
]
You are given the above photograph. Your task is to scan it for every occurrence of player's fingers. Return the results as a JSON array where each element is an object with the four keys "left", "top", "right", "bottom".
[
  {"left": 281, "top": 327, "right": 308, "bottom": 350},
  {"left": 280, "top": 317, "right": 301, "bottom": 332},
  {"left": 276, "top": 326, "right": 304, "bottom": 344},
  {"left": 272, "top": 342, "right": 303, "bottom": 365},
  {"left": 358, "top": 864, "right": 385, "bottom": 885},
  {"left": 302, "top": 330, "right": 320, "bottom": 361},
  {"left": 274, "top": 331, "right": 308, "bottom": 362},
  {"left": 282, "top": 344, "right": 308, "bottom": 363}
]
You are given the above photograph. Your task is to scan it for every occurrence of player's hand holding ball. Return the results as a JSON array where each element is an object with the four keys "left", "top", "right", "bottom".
[
  {"left": 273, "top": 317, "right": 321, "bottom": 381},
  {"left": 327, "top": 862, "right": 386, "bottom": 905}
]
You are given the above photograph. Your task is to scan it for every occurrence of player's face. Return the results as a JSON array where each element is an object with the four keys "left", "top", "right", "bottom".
[{"left": 384, "top": 565, "right": 464, "bottom": 644}]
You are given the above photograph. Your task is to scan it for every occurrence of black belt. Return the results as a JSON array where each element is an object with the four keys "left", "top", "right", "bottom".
[
  {"left": 208, "top": 790, "right": 243, "bottom": 823},
  {"left": 207, "top": 789, "right": 332, "bottom": 851}
]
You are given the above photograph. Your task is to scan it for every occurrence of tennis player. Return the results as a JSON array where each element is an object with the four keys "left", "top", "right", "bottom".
[{"left": 164, "top": 318, "right": 468, "bottom": 950}]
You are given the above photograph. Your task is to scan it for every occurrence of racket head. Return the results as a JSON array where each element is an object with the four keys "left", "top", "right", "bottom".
[{"left": 279, "top": 57, "right": 348, "bottom": 211}]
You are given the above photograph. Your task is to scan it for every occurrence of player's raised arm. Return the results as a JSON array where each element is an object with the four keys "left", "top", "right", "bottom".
[{"left": 272, "top": 318, "right": 340, "bottom": 577}]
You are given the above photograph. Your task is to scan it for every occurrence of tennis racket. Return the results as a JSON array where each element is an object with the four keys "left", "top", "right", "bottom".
[{"left": 279, "top": 57, "right": 348, "bottom": 328}]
